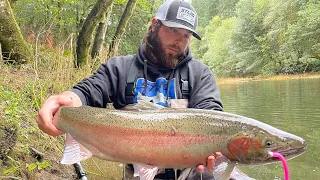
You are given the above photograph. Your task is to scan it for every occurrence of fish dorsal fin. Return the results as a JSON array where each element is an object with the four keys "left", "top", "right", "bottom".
[
  {"left": 60, "top": 133, "right": 92, "bottom": 164},
  {"left": 213, "top": 155, "right": 236, "bottom": 180},
  {"left": 121, "top": 100, "right": 166, "bottom": 111}
]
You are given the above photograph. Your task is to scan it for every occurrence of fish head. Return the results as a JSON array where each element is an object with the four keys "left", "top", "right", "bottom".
[{"left": 226, "top": 129, "right": 306, "bottom": 165}]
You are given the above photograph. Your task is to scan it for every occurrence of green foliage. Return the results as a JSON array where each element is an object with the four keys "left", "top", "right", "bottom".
[
  {"left": 192, "top": 0, "right": 240, "bottom": 26},
  {"left": 4, "top": 155, "right": 51, "bottom": 175},
  {"left": 27, "top": 161, "right": 51, "bottom": 171},
  {"left": 192, "top": 0, "right": 320, "bottom": 77},
  {"left": 0, "top": 46, "right": 121, "bottom": 179},
  {"left": 14, "top": 0, "right": 95, "bottom": 45},
  {"left": 280, "top": 0, "right": 320, "bottom": 72},
  {"left": 115, "top": 0, "right": 158, "bottom": 55},
  {"left": 9, "top": 0, "right": 320, "bottom": 77},
  {"left": 3, "top": 156, "right": 21, "bottom": 175},
  {"left": 201, "top": 16, "right": 235, "bottom": 77},
  {"left": 0, "top": 86, "right": 22, "bottom": 125}
]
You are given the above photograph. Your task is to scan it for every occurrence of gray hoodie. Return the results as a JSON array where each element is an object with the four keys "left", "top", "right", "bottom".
[{"left": 71, "top": 45, "right": 223, "bottom": 111}]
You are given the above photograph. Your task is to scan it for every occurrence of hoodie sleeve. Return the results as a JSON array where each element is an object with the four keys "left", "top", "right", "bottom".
[
  {"left": 187, "top": 60, "right": 223, "bottom": 111},
  {"left": 70, "top": 56, "right": 134, "bottom": 108}
]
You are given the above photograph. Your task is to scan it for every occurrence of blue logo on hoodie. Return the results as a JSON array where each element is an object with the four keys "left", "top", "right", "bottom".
[{"left": 134, "top": 77, "right": 176, "bottom": 107}]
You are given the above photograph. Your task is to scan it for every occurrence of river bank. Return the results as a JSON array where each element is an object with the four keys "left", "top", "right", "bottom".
[{"left": 217, "top": 73, "right": 320, "bottom": 85}]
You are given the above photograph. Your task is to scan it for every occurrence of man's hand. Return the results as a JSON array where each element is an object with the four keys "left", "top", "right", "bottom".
[
  {"left": 197, "top": 152, "right": 222, "bottom": 173},
  {"left": 36, "top": 91, "right": 81, "bottom": 136}
]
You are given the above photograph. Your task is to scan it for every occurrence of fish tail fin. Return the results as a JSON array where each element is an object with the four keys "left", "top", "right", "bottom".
[
  {"left": 132, "top": 164, "right": 158, "bottom": 180},
  {"left": 60, "top": 133, "right": 92, "bottom": 164}
]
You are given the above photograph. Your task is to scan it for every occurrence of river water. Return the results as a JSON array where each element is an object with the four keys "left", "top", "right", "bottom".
[{"left": 219, "top": 78, "right": 320, "bottom": 180}]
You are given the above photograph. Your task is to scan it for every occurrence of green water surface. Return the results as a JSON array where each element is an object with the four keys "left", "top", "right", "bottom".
[{"left": 219, "top": 78, "right": 320, "bottom": 180}]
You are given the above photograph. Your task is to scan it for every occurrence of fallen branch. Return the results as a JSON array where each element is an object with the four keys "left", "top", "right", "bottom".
[
  {"left": 0, "top": 43, "right": 2, "bottom": 61},
  {"left": 0, "top": 176, "right": 22, "bottom": 180}
]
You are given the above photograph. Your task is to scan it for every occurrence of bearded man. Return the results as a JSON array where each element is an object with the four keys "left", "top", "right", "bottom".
[{"left": 36, "top": 0, "right": 223, "bottom": 179}]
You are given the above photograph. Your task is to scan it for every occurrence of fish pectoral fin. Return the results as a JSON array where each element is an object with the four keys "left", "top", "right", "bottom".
[
  {"left": 213, "top": 156, "right": 236, "bottom": 180},
  {"left": 60, "top": 133, "right": 92, "bottom": 164},
  {"left": 133, "top": 164, "right": 158, "bottom": 180}
]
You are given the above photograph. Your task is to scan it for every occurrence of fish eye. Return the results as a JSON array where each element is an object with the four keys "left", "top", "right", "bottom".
[{"left": 265, "top": 140, "right": 273, "bottom": 148}]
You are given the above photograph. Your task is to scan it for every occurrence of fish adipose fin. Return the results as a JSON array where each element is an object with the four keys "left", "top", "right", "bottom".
[
  {"left": 60, "top": 133, "right": 92, "bottom": 164},
  {"left": 132, "top": 164, "right": 158, "bottom": 180}
]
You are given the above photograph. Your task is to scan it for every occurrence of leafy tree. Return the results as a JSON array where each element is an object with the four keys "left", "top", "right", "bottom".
[
  {"left": 108, "top": 0, "right": 137, "bottom": 57},
  {"left": 111, "top": 0, "right": 161, "bottom": 55},
  {"left": 91, "top": 4, "right": 113, "bottom": 59},
  {"left": 14, "top": 0, "right": 89, "bottom": 45},
  {"left": 278, "top": 0, "right": 320, "bottom": 73},
  {"left": 260, "top": 0, "right": 302, "bottom": 74},
  {"left": 76, "top": 0, "right": 115, "bottom": 67},
  {"left": 227, "top": 0, "right": 265, "bottom": 76},
  {"left": 0, "top": 0, "right": 32, "bottom": 63},
  {"left": 4, "top": 0, "right": 318, "bottom": 76},
  {"left": 192, "top": 0, "right": 240, "bottom": 26},
  {"left": 202, "top": 16, "right": 235, "bottom": 77}
]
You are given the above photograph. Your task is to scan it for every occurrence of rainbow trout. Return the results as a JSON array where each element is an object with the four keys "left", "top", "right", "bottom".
[{"left": 53, "top": 102, "right": 306, "bottom": 179}]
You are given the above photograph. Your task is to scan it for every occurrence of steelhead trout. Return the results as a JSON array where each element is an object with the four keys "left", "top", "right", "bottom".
[{"left": 53, "top": 102, "right": 306, "bottom": 179}]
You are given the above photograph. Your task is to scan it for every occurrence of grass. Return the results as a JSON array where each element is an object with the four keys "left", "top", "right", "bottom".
[
  {"left": 0, "top": 48, "right": 122, "bottom": 179},
  {"left": 1, "top": 47, "right": 319, "bottom": 179}
]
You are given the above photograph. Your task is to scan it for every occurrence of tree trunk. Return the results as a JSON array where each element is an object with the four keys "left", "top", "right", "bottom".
[
  {"left": 108, "top": 0, "right": 137, "bottom": 58},
  {"left": 76, "top": 0, "right": 115, "bottom": 67},
  {"left": 0, "top": 0, "right": 32, "bottom": 64},
  {"left": 91, "top": 3, "right": 113, "bottom": 59}
]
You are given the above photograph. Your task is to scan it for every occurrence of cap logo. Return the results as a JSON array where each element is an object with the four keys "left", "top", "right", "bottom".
[{"left": 176, "top": 7, "right": 195, "bottom": 26}]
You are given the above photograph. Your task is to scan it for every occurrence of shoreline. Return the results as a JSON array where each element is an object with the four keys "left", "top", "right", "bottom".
[{"left": 216, "top": 73, "right": 320, "bottom": 85}]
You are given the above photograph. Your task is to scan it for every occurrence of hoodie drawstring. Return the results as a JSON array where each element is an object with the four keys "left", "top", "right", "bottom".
[
  {"left": 165, "top": 69, "right": 175, "bottom": 107},
  {"left": 142, "top": 60, "right": 148, "bottom": 95}
]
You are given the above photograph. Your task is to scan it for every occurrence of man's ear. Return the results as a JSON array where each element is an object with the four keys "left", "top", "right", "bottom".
[{"left": 151, "top": 18, "right": 158, "bottom": 32}]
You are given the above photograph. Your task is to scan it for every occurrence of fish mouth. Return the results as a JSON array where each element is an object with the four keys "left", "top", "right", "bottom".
[{"left": 270, "top": 145, "right": 307, "bottom": 160}]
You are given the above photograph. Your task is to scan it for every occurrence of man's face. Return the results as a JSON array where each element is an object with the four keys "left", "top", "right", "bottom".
[{"left": 149, "top": 21, "right": 192, "bottom": 69}]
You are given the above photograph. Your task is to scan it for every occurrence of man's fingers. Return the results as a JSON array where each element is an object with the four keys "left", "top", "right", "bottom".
[
  {"left": 196, "top": 165, "right": 205, "bottom": 173},
  {"left": 36, "top": 114, "right": 63, "bottom": 136},
  {"left": 47, "top": 95, "right": 73, "bottom": 113},
  {"left": 36, "top": 95, "right": 71, "bottom": 136},
  {"left": 206, "top": 152, "right": 223, "bottom": 173},
  {"left": 196, "top": 152, "right": 223, "bottom": 174},
  {"left": 196, "top": 153, "right": 221, "bottom": 174},
  {"left": 56, "top": 95, "right": 73, "bottom": 106},
  {"left": 206, "top": 155, "right": 216, "bottom": 173},
  {"left": 214, "top": 152, "right": 222, "bottom": 158}
]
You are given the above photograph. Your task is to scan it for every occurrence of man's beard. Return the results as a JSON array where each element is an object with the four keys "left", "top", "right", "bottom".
[{"left": 145, "top": 29, "right": 187, "bottom": 69}]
